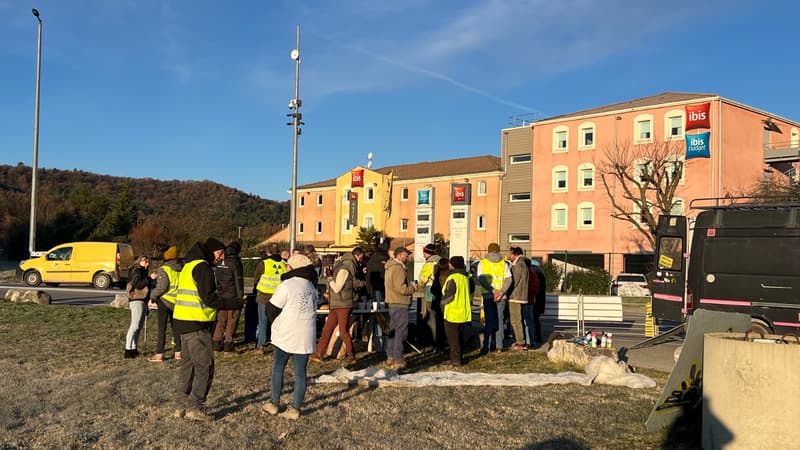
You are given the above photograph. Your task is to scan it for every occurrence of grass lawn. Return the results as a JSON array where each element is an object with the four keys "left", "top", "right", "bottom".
[{"left": 0, "top": 301, "right": 699, "bottom": 449}]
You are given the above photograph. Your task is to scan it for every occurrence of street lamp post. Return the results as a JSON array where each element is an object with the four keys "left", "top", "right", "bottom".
[
  {"left": 287, "top": 25, "right": 303, "bottom": 253},
  {"left": 29, "top": 8, "right": 42, "bottom": 257},
  {"left": 610, "top": 115, "right": 621, "bottom": 277}
]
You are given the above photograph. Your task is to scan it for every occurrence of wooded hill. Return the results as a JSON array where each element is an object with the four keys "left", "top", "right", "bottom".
[{"left": 0, "top": 164, "right": 288, "bottom": 260}]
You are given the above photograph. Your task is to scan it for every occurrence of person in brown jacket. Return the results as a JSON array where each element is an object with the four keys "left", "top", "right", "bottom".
[{"left": 384, "top": 246, "right": 417, "bottom": 369}]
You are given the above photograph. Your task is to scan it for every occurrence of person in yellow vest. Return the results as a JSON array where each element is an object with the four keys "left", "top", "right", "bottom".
[
  {"left": 148, "top": 245, "right": 184, "bottom": 362},
  {"left": 253, "top": 243, "right": 286, "bottom": 351},
  {"left": 172, "top": 238, "right": 242, "bottom": 422},
  {"left": 476, "top": 243, "right": 512, "bottom": 354},
  {"left": 441, "top": 256, "right": 474, "bottom": 366}
]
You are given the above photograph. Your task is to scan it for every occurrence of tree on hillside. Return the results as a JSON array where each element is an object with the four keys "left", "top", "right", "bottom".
[
  {"left": 92, "top": 185, "right": 138, "bottom": 241},
  {"left": 598, "top": 139, "right": 684, "bottom": 250}
]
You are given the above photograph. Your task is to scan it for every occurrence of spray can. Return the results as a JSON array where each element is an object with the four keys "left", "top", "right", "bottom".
[
  {"left": 600, "top": 333, "right": 607, "bottom": 348},
  {"left": 590, "top": 331, "right": 597, "bottom": 348},
  {"left": 606, "top": 333, "right": 613, "bottom": 348}
]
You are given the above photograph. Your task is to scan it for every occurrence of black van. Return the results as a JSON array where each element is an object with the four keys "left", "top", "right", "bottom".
[{"left": 652, "top": 199, "right": 800, "bottom": 334}]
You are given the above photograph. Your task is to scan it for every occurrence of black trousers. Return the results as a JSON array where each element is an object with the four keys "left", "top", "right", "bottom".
[
  {"left": 444, "top": 320, "right": 467, "bottom": 365},
  {"left": 177, "top": 328, "right": 215, "bottom": 409}
]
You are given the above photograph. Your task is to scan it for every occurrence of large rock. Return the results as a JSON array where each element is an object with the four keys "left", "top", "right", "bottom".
[
  {"left": 110, "top": 294, "right": 129, "bottom": 309},
  {"left": 4, "top": 289, "right": 51, "bottom": 305},
  {"left": 547, "top": 339, "right": 591, "bottom": 367}
]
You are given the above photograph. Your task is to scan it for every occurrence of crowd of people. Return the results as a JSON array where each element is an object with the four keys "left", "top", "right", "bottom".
[{"left": 120, "top": 238, "right": 546, "bottom": 421}]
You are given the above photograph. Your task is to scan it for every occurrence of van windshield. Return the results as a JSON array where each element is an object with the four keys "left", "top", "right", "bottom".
[{"left": 617, "top": 275, "right": 645, "bottom": 283}]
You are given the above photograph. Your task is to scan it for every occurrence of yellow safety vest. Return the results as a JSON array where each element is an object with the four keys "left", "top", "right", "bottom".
[
  {"left": 160, "top": 265, "right": 180, "bottom": 305},
  {"left": 419, "top": 260, "right": 436, "bottom": 286},
  {"left": 173, "top": 260, "right": 217, "bottom": 322},
  {"left": 443, "top": 273, "right": 472, "bottom": 323},
  {"left": 479, "top": 258, "right": 507, "bottom": 293},
  {"left": 256, "top": 259, "right": 286, "bottom": 294}
]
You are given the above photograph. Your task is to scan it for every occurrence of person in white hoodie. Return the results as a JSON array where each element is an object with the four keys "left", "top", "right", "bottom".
[{"left": 261, "top": 254, "right": 318, "bottom": 421}]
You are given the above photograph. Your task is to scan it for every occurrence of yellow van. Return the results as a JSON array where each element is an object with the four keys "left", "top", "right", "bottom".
[{"left": 16, "top": 242, "right": 135, "bottom": 289}]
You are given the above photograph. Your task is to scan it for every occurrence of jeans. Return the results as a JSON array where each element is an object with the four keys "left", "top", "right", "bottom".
[
  {"left": 125, "top": 300, "right": 148, "bottom": 350},
  {"left": 521, "top": 304, "right": 537, "bottom": 347},
  {"left": 481, "top": 295, "right": 497, "bottom": 351},
  {"left": 177, "top": 328, "right": 215, "bottom": 409},
  {"left": 256, "top": 302, "right": 270, "bottom": 348},
  {"left": 271, "top": 346, "right": 309, "bottom": 409},
  {"left": 387, "top": 306, "right": 409, "bottom": 362},
  {"left": 495, "top": 298, "right": 507, "bottom": 349},
  {"left": 243, "top": 296, "right": 258, "bottom": 344},
  {"left": 155, "top": 299, "right": 180, "bottom": 354}
]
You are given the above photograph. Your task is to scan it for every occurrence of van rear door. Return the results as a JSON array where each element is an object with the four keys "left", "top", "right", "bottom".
[{"left": 652, "top": 215, "right": 687, "bottom": 322}]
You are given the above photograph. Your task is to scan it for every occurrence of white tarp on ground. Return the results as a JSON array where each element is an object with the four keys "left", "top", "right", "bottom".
[{"left": 314, "top": 356, "right": 656, "bottom": 389}]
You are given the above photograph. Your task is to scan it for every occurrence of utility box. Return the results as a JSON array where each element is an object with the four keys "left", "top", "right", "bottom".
[{"left": 703, "top": 332, "right": 800, "bottom": 449}]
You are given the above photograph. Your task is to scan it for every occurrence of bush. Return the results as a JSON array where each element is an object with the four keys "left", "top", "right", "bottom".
[
  {"left": 562, "top": 267, "right": 611, "bottom": 295},
  {"left": 541, "top": 262, "right": 562, "bottom": 293}
]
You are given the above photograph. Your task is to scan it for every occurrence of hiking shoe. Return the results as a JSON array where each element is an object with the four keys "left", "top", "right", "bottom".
[
  {"left": 148, "top": 354, "right": 164, "bottom": 362},
  {"left": 511, "top": 344, "right": 526, "bottom": 351},
  {"left": 309, "top": 354, "right": 323, "bottom": 363},
  {"left": 213, "top": 341, "right": 224, "bottom": 352},
  {"left": 262, "top": 401, "right": 279, "bottom": 416},
  {"left": 185, "top": 407, "right": 212, "bottom": 422},
  {"left": 124, "top": 349, "right": 136, "bottom": 359},
  {"left": 223, "top": 342, "right": 234, "bottom": 352},
  {"left": 174, "top": 352, "right": 182, "bottom": 360},
  {"left": 280, "top": 406, "right": 301, "bottom": 420},
  {"left": 173, "top": 408, "right": 186, "bottom": 418},
  {"left": 339, "top": 355, "right": 356, "bottom": 364}
]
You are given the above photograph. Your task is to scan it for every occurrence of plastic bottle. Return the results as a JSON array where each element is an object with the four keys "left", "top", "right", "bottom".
[
  {"left": 600, "top": 333, "right": 607, "bottom": 348},
  {"left": 590, "top": 331, "right": 597, "bottom": 348},
  {"left": 606, "top": 333, "right": 613, "bottom": 348}
]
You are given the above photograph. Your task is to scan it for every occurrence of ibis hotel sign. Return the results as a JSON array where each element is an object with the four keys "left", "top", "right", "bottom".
[{"left": 685, "top": 102, "right": 711, "bottom": 160}]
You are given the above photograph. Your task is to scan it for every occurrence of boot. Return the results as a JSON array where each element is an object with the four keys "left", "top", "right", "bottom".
[
  {"left": 124, "top": 349, "right": 136, "bottom": 359},
  {"left": 223, "top": 342, "right": 234, "bottom": 352},
  {"left": 213, "top": 340, "right": 223, "bottom": 352}
]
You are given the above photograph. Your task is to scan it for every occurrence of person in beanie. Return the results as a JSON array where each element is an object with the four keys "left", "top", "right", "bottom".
[
  {"left": 384, "top": 246, "right": 417, "bottom": 369},
  {"left": 261, "top": 254, "right": 318, "bottom": 420},
  {"left": 212, "top": 241, "right": 245, "bottom": 352},
  {"left": 476, "top": 243, "right": 512, "bottom": 354},
  {"left": 441, "top": 256, "right": 474, "bottom": 366},
  {"left": 172, "top": 238, "right": 242, "bottom": 421},
  {"left": 148, "top": 246, "right": 184, "bottom": 362}
]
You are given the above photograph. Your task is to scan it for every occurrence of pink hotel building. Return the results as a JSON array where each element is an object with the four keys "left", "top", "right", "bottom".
[{"left": 501, "top": 92, "right": 800, "bottom": 276}]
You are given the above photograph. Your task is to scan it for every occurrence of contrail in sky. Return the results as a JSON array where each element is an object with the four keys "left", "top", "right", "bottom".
[{"left": 311, "top": 32, "right": 538, "bottom": 113}]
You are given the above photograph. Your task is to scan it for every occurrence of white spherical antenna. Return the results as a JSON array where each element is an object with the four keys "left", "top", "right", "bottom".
[
  {"left": 290, "top": 49, "right": 300, "bottom": 60},
  {"left": 367, "top": 152, "right": 373, "bottom": 169},
  {"left": 367, "top": 152, "right": 373, "bottom": 160}
]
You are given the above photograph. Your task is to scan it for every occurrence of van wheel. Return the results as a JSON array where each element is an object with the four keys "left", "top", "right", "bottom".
[
  {"left": 92, "top": 273, "right": 112, "bottom": 289},
  {"left": 24, "top": 270, "right": 42, "bottom": 287},
  {"left": 749, "top": 319, "right": 771, "bottom": 336}
]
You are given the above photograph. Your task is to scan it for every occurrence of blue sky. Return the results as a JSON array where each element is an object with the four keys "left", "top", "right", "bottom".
[{"left": 1, "top": 0, "right": 797, "bottom": 201}]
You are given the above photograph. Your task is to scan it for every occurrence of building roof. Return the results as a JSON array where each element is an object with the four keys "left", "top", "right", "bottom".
[
  {"left": 537, "top": 91, "right": 718, "bottom": 123},
  {"left": 298, "top": 154, "right": 502, "bottom": 190}
]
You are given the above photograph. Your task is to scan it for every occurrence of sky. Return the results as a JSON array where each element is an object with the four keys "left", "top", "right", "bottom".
[{"left": 1, "top": 0, "right": 798, "bottom": 201}]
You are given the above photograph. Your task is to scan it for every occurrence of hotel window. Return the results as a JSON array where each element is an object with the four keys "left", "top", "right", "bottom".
[
  {"left": 578, "top": 163, "right": 595, "bottom": 190},
  {"left": 343, "top": 216, "right": 353, "bottom": 233},
  {"left": 510, "top": 153, "right": 532, "bottom": 164},
  {"left": 509, "top": 234, "right": 530, "bottom": 243},
  {"left": 366, "top": 186, "right": 375, "bottom": 203},
  {"left": 553, "top": 125, "right": 569, "bottom": 153},
  {"left": 316, "top": 194, "right": 323, "bottom": 206},
  {"left": 477, "top": 215, "right": 486, "bottom": 230},
  {"left": 315, "top": 222, "right": 323, "bottom": 234},
  {"left": 299, "top": 196, "right": 305, "bottom": 207},
  {"left": 670, "top": 198, "right": 685, "bottom": 215},
  {"left": 509, "top": 192, "right": 531, "bottom": 202},
  {"left": 791, "top": 128, "right": 799, "bottom": 149},
  {"left": 551, "top": 203, "right": 568, "bottom": 230},
  {"left": 665, "top": 110, "right": 685, "bottom": 139},
  {"left": 400, "top": 218, "right": 409, "bottom": 232},
  {"left": 552, "top": 166, "right": 568, "bottom": 192},
  {"left": 343, "top": 189, "right": 351, "bottom": 204},
  {"left": 298, "top": 222, "right": 304, "bottom": 234},
  {"left": 665, "top": 155, "right": 685, "bottom": 184},
  {"left": 477, "top": 180, "right": 487, "bottom": 196},
  {"left": 635, "top": 159, "right": 652, "bottom": 184},
  {"left": 363, "top": 215, "right": 374, "bottom": 230},
  {"left": 634, "top": 114, "right": 654, "bottom": 143},
  {"left": 577, "top": 202, "right": 595, "bottom": 229},
  {"left": 632, "top": 201, "right": 651, "bottom": 225},
  {"left": 579, "top": 122, "right": 596, "bottom": 149},
  {"left": 401, "top": 187, "right": 409, "bottom": 201}
]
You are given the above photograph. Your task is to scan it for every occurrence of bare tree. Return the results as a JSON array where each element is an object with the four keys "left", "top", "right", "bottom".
[{"left": 598, "top": 139, "right": 684, "bottom": 250}]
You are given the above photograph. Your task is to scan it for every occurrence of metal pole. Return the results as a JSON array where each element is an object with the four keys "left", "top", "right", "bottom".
[
  {"left": 29, "top": 9, "right": 42, "bottom": 257},
  {"left": 610, "top": 116, "right": 621, "bottom": 277},
  {"left": 288, "top": 25, "right": 301, "bottom": 253}
]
